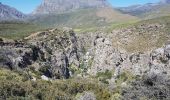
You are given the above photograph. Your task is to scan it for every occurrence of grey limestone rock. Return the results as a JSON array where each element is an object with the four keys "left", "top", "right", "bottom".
[{"left": 33, "top": 0, "right": 110, "bottom": 14}]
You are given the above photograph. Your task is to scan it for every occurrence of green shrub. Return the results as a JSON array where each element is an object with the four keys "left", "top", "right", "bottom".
[
  {"left": 115, "top": 71, "right": 135, "bottom": 85},
  {"left": 0, "top": 69, "right": 112, "bottom": 100},
  {"left": 96, "top": 70, "right": 113, "bottom": 84}
]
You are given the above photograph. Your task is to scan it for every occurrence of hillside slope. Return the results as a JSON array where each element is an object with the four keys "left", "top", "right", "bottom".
[
  {"left": 30, "top": 8, "right": 138, "bottom": 29},
  {"left": 0, "top": 22, "right": 49, "bottom": 39},
  {"left": 111, "top": 16, "right": 170, "bottom": 52}
]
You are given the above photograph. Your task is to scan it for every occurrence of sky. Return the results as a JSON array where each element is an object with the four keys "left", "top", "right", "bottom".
[{"left": 0, "top": 0, "right": 160, "bottom": 14}]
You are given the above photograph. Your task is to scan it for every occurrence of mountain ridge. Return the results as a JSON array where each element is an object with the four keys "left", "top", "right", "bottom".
[
  {"left": 0, "top": 2, "right": 26, "bottom": 21},
  {"left": 33, "top": 0, "right": 111, "bottom": 14},
  {"left": 30, "top": 0, "right": 138, "bottom": 28},
  {"left": 117, "top": 1, "right": 170, "bottom": 18}
]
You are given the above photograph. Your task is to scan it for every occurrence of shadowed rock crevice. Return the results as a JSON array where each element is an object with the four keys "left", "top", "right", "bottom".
[{"left": 0, "top": 28, "right": 82, "bottom": 79}]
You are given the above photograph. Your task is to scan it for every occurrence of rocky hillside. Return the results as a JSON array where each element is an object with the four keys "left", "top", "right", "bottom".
[
  {"left": 1, "top": 16, "right": 170, "bottom": 99},
  {"left": 1, "top": 16, "right": 170, "bottom": 77},
  {"left": 1, "top": 0, "right": 170, "bottom": 99},
  {"left": 0, "top": 2, "right": 26, "bottom": 21},
  {"left": 33, "top": 0, "right": 110, "bottom": 14}
]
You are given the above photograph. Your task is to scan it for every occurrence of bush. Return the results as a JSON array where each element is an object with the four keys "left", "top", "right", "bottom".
[
  {"left": 0, "top": 69, "right": 112, "bottom": 100},
  {"left": 115, "top": 71, "right": 135, "bottom": 85},
  {"left": 96, "top": 70, "right": 113, "bottom": 84}
]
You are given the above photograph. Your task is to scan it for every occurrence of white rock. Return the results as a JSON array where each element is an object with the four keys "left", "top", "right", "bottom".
[
  {"left": 41, "top": 75, "right": 49, "bottom": 81},
  {"left": 31, "top": 77, "right": 36, "bottom": 81}
]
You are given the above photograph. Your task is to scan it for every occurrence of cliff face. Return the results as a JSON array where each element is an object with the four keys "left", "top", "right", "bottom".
[
  {"left": 33, "top": 0, "right": 111, "bottom": 14},
  {"left": 0, "top": 28, "right": 81, "bottom": 79},
  {"left": 0, "top": 2, "right": 26, "bottom": 21}
]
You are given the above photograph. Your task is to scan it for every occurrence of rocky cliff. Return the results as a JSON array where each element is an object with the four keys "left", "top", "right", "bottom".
[
  {"left": 0, "top": 28, "right": 82, "bottom": 79},
  {"left": 33, "top": 0, "right": 111, "bottom": 14}
]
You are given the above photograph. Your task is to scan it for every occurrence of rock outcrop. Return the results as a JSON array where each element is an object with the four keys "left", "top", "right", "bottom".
[
  {"left": 81, "top": 30, "right": 170, "bottom": 77},
  {"left": 26, "top": 28, "right": 82, "bottom": 79},
  {"left": 87, "top": 36, "right": 125, "bottom": 75},
  {"left": 0, "top": 28, "right": 81, "bottom": 79},
  {"left": 76, "top": 92, "right": 96, "bottom": 100}
]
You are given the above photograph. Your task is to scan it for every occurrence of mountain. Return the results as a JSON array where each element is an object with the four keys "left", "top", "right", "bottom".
[
  {"left": 0, "top": 2, "right": 26, "bottom": 21},
  {"left": 161, "top": 0, "right": 170, "bottom": 3},
  {"left": 117, "top": 3, "right": 158, "bottom": 17},
  {"left": 117, "top": 1, "right": 170, "bottom": 19},
  {"left": 33, "top": 0, "right": 111, "bottom": 14},
  {"left": 30, "top": 8, "right": 138, "bottom": 29},
  {"left": 31, "top": 0, "right": 138, "bottom": 29}
]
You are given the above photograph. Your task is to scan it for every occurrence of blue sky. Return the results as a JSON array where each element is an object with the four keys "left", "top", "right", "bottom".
[
  {"left": 0, "top": 0, "right": 41, "bottom": 13},
  {"left": 0, "top": 0, "right": 160, "bottom": 14}
]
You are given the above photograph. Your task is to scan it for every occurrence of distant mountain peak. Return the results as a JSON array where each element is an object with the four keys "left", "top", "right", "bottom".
[
  {"left": 161, "top": 0, "right": 170, "bottom": 3},
  {"left": 33, "top": 0, "right": 111, "bottom": 14},
  {"left": 117, "top": 0, "right": 170, "bottom": 19},
  {"left": 0, "top": 2, "right": 26, "bottom": 21}
]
